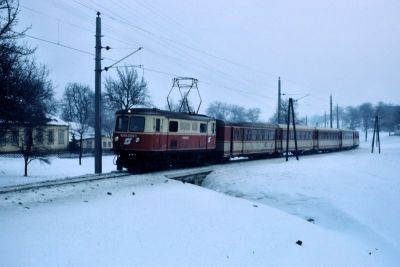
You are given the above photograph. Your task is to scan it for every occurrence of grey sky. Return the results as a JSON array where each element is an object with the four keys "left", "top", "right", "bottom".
[{"left": 17, "top": 0, "right": 400, "bottom": 120}]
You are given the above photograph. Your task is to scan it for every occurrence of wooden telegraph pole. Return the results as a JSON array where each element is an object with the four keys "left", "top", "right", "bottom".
[
  {"left": 285, "top": 98, "right": 299, "bottom": 161},
  {"left": 371, "top": 115, "right": 381, "bottom": 154},
  {"left": 336, "top": 104, "right": 339, "bottom": 129},
  {"left": 330, "top": 95, "right": 333, "bottom": 128},
  {"left": 277, "top": 77, "right": 281, "bottom": 124}
]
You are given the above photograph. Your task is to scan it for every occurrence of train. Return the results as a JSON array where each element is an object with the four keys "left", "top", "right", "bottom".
[{"left": 112, "top": 108, "right": 359, "bottom": 171}]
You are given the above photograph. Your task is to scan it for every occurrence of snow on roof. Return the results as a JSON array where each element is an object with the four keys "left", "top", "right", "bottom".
[{"left": 47, "top": 117, "right": 69, "bottom": 126}]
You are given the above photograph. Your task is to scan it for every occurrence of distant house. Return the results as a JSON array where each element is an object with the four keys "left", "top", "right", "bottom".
[
  {"left": 394, "top": 125, "right": 400, "bottom": 136},
  {"left": 68, "top": 123, "right": 113, "bottom": 152},
  {"left": 81, "top": 136, "right": 113, "bottom": 151},
  {"left": 0, "top": 118, "right": 69, "bottom": 153}
]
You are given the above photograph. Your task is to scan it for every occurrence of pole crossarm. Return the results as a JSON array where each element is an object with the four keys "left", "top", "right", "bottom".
[{"left": 104, "top": 47, "right": 143, "bottom": 71}]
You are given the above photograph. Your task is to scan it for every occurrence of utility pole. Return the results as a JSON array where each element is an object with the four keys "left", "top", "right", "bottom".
[
  {"left": 324, "top": 112, "right": 327, "bottom": 128},
  {"left": 330, "top": 95, "right": 333, "bottom": 128},
  {"left": 277, "top": 77, "right": 281, "bottom": 124},
  {"left": 371, "top": 115, "right": 381, "bottom": 154},
  {"left": 95, "top": 12, "right": 102, "bottom": 174},
  {"left": 336, "top": 104, "right": 339, "bottom": 129},
  {"left": 285, "top": 98, "right": 299, "bottom": 161}
]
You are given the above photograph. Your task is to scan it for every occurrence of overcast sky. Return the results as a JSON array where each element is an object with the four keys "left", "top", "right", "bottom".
[{"left": 17, "top": 0, "right": 400, "bottom": 120}]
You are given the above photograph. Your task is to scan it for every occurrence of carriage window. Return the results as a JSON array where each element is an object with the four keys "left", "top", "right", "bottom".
[
  {"left": 115, "top": 116, "right": 129, "bottom": 132},
  {"left": 169, "top": 121, "right": 178, "bottom": 132},
  {"left": 200, "top": 123, "right": 207, "bottom": 133},
  {"left": 246, "top": 129, "right": 251, "bottom": 140},
  {"left": 211, "top": 123, "right": 215, "bottom": 134},
  {"left": 129, "top": 116, "right": 145, "bottom": 132},
  {"left": 252, "top": 130, "right": 257, "bottom": 141}
]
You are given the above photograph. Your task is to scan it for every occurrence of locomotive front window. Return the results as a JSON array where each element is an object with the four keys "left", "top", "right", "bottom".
[
  {"left": 115, "top": 116, "right": 129, "bottom": 132},
  {"left": 129, "top": 116, "right": 145, "bottom": 132}
]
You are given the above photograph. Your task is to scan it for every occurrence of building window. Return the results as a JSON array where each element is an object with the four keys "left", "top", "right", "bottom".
[
  {"left": 36, "top": 130, "right": 44, "bottom": 144},
  {"left": 0, "top": 133, "right": 6, "bottom": 146},
  {"left": 48, "top": 129, "right": 54, "bottom": 145},
  {"left": 87, "top": 140, "right": 92, "bottom": 148},
  {"left": 103, "top": 141, "right": 107, "bottom": 147},
  {"left": 11, "top": 131, "right": 19, "bottom": 146},
  {"left": 58, "top": 130, "right": 65, "bottom": 144},
  {"left": 108, "top": 141, "right": 111, "bottom": 147}
]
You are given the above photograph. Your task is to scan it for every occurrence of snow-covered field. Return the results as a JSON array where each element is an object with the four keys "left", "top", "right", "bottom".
[
  {"left": 0, "top": 155, "right": 117, "bottom": 187},
  {"left": 1, "top": 135, "right": 399, "bottom": 266}
]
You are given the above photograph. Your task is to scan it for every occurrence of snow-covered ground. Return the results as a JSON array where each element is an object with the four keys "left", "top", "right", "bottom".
[
  {"left": 0, "top": 155, "right": 117, "bottom": 187},
  {"left": 1, "top": 135, "right": 399, "bottom": 266}
]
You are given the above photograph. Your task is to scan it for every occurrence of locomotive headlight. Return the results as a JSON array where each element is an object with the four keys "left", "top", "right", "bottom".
[
  {"left": 114, "top": 136, "right": 119, "bottom": 142},
  {"left": 135, "top": 137, "right": 141, "bottom": 143}
]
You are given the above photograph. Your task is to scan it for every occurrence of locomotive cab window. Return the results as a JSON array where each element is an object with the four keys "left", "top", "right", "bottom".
[
  {"left": 155, "top": 118, "right": 161, "bottom": 132},
  {"left": 115, "top": 116, "right": 129, "bottom": 132},
  {"left": 129, "top": 116, "right": 145, "bottom": 132},
  {"left": 169, "top": 121, "right": 178, "bottom": 132},
  {"left": 200, "top": 123, "right": 207, "bottom": 133}
]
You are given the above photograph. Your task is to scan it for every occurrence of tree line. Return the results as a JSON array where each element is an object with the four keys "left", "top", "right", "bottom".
[{"left": 309, "top": 102, "right": 400, "bottom": 141}]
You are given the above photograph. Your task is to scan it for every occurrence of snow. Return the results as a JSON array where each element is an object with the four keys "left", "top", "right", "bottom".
[
  {"left": 1, "top": 135, "right": 400, "bottom": 266},
  {"left": 0, "top": 155, "right": 117, "bottom": 187}
]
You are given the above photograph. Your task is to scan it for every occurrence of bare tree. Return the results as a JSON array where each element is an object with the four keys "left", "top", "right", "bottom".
[
  {"left": 61, "top": 83, "right": 94, "bottom": 165},
  {"left": 246, "top": 108, "right": 261, "bottom": 123},
  {"left": 0, "top": 0, "right": 34, "bottom": 133},
  {"left": 206, "top": 101, "right": 261, "bottom": 122},
  {"left": 104, "top": 67, "right": 151, "bottom": 110},
  {"left": 359, "top": 102, "right": 374, "bottom": 141},
  {"left": 16, "top": 60, "right": 56, "bottom": 176},
  {"left": 206, "top": 101, "right": 231, "bottom": 120}
]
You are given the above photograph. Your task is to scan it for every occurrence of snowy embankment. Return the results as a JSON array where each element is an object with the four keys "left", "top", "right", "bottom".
[{"left": 1, "top": 135, "right": 399, "bottom": 266}]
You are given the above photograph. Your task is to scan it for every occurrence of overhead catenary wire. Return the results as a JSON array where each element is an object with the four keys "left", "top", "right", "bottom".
[{"left": 22, "top": 0, "right": 319, "bottom": 112}]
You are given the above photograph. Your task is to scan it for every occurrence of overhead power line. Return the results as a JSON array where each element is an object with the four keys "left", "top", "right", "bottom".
[{"left": 18, "top": 32, "right": 94, "bottom": 56}]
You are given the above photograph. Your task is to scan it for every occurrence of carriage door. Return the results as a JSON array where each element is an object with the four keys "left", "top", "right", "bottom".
[
  {"left": 153, "top": 118, "right": 162, "bottom": 149},
  {"left": 313, "top": 130, "right": 318, "bottom": 150}
]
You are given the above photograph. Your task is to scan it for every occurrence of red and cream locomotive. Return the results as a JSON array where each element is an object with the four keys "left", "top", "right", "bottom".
[{"left": 112, "top": 108, "right": 359, "bottom": 171}]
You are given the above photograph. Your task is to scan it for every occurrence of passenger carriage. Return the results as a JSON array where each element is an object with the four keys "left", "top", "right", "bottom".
[
  {"left": 341, "top": 129, "right": 355, "bottom": 149},
  {"left": 113, "top": 108, "right": 216, "bottom": 170},
  {"left": 277, "top": 125, "right": 315, "bottom": 153},
  {"left": 316, "top": 128, "right": 342, "bottom": 151},
  {"left": 216, "top": 120, "right": 278, "bottom": 159}
]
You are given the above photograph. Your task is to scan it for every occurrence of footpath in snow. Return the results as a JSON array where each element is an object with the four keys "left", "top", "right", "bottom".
[{"left": 0, "top": 135, "right": 399, "bottom": 266}]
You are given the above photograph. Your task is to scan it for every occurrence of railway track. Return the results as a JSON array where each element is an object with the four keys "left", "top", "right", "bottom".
[
  {"left": 0, "top": 171, "right": 132, "bottom": 195},
  {"left": 0, "top": 167, "right": 215, "bottom": 195},
  {"left": 0, "top": 148, "right": 352, "bottom": 195}
]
